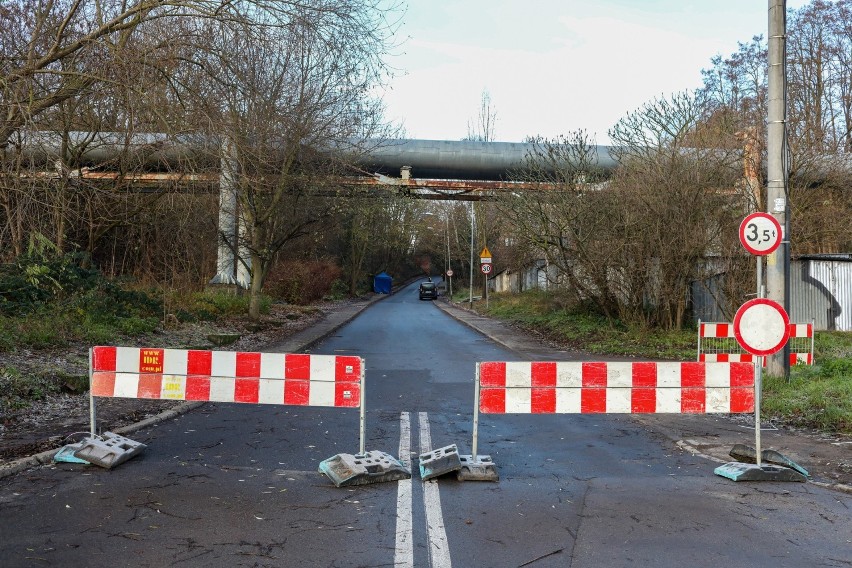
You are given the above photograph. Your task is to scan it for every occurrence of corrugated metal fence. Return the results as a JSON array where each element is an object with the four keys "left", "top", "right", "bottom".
[{"left": 692, "top": 255, "right": 852, "bottom": 331}]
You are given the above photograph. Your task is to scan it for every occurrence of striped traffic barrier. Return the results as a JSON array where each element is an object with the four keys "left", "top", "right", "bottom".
[
  {"left": 455, "top": 361, "right": 756, "bottom": 482},
  {"left": 75, "top": 346, "right": 410, "bottom": 483},
  {"left": 697, "top": 320, "right": 814, "bottom": 366},
  {"left": 89, "top": 346, "right": 363, "bottom": 411}
]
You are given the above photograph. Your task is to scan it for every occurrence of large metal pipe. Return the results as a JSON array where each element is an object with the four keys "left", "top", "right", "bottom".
[
  {"left": 8, "top": 131, "right": 619, "bottom": 180},
  {"left": 11, "top": 131, "right": 852, "bottom": 183},
  {"left": 352, "top": 138, "right": 620, "bottom": 180},
  {"left": 9, "top": 131, "right": 220, "bottom": 170}
]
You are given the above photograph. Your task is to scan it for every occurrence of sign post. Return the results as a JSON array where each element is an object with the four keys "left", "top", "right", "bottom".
[
  {"left": 480, "top": 247, "right": 492, "bottom": 309},
  {"left": 733, "top": 298, "right": 789, "bottom": 468},
  {"left": 714, "top": 213, "right": 806, "bottom": 482},
  {"left": 737, "top": 215, "right": 784, "bottom": 469},
  {"left": 737, "top": 212, "right": 786, "bottom": 462},
  {"left": 715, "top": 296, "right": 803, "bottom": 482}
]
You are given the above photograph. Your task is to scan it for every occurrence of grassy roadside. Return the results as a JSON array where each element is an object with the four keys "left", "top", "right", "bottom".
[
  {"left": 466, "top": 289, "right": 852, "bottom": 436},
  {"left": 0, "top": 283, "right": 274, "bottom": 414}
]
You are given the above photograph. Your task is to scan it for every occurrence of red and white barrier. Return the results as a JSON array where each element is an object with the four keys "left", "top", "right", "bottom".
[
  {"left": 699, "top": 321, "right": 813, "bottom": 341},
  {"left": 478, "top": 361, "right": 755, "bottom": 415},
  {"left": 699, "top": 353, "right": 814, "bottom": 365},
  {"left": 89, "top": 346, "right": 366, "bottom": 453},
  {"left": 697, "top": 320, "right": 814, "bottom": 366},
  {"left": 465, "top": 360, "right": 757, "bottom": 471},
  {"left": 91, "top": 346, "right": 361, "bottom": 407}
]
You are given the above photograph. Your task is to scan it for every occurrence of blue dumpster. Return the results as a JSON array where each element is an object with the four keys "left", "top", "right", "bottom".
[{"left": 373, "top": 272, "right": 392, "bottom": 294}]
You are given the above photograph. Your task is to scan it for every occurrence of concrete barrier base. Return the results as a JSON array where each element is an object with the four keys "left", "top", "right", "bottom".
[
  {"left": 72, "top": 432, "right": 147, "bottom": 469},
  {"left": 714, "top": 462, "right": 807, "bottom": 482},
  {"left": 456, "top": 455, "right": 499, "bottom": 482},
  {"left": 319, "top": 450, "right": 411, "bottom": 487},
  {"left": 419, "top": 444, "right": 462, "bottom": 481}
]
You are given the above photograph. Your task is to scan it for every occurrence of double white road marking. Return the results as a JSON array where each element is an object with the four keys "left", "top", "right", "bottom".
[{"left": 394, "top": 411, "right": 452, "bottom": 568}]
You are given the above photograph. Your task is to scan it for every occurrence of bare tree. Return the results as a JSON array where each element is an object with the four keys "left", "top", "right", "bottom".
[
  {"left": 607, "top": 92, "right": 746, "bottom": 328},
  {"left": 697, "top": 0, "right": 852, "bottom": 257},
  {"left": 0, "top": 1, "right": 222, "bottom": 261},
  {"left": 338, "top": 193, "right": 419, "bottom": 295},
  {"left": 497, "top": 131, "right": 618, "bottom": 315},
  {"left": 0, "top": 0, "right": 401, "bottom": 308},
  {"left": 466, "top": 90, "right": 498, "bottom": 142},
  {"left": 0, "top": 1, "right": 211, "bottom": 147},
  {"left": 831, "top": 0, "right": 852, "bottom": 151},
  {"left": 501, "top": 94, "right": 747, "bottom": 329},
  {"left": 197, "top": 2, "right": 398, "bottom": 317}
]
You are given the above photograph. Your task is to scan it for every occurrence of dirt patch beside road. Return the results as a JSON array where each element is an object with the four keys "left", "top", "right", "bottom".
[{"left": 635, "top": 413, "right": 852, "bottom": 490}]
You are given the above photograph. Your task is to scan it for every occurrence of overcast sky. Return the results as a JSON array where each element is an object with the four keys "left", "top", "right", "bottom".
[{"left": 378, "top": 0, "right": 811, "bottom": 143}]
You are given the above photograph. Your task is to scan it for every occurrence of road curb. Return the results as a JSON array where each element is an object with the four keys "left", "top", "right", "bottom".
[
  {"left": 432, "top": 298, "right": 526, "bottom": 357},
  {"left": 0, "top": 401, "right": 205, "bottom": 480},
  {"left": 0, "top": 294, "right": 386, "bottom": 481}
]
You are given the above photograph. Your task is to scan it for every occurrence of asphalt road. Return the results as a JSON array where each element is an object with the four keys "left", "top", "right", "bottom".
[{"left": 0, "top": 281, "right": 850, "bottom": 567}]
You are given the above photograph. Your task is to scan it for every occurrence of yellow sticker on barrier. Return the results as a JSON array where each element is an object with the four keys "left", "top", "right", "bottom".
[{"left": 161, "top": 375, "right": 187, "bottom": 400}]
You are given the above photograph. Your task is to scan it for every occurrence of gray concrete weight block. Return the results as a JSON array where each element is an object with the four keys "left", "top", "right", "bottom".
[
  {"left": 418, "top": 444, "right": 462, "bottom": 481},
  {"left": 456, "top": 454, "right": 499, "bottom": 482},
  {"left": 73, "top": 432, "right": 147, "bottom": 469},
  {"left": 319, "top": 450, "right": 411, "bottom": 487}
]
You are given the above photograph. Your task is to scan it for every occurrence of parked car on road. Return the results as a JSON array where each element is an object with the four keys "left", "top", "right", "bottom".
[{"left": 419, "top": 281, "right": 438, "bottom": 300}]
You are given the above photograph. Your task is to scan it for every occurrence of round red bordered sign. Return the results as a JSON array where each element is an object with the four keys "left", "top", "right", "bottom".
[
  {"left": 733, "top": 298, "right": 790, "bottom": 356},
  {"left": 739, "top": 213, "right": 782, "bottom": 256},
  {"left": 480, "top": 264, "right": 492, "bottom": 274}
]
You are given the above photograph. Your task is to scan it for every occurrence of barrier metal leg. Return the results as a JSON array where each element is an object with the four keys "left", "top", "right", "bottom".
[
  {"left": 714, "top": 358, "right": 805, "bottom": 482},
  {"left": 458, "top": 363, "right": 498, "bottom": 481},
  {"left": 810, "top": 319, "right": 815, "bottom": 365},
  {"left": 56, "top": 347, "right": 99, "bottom": 464},
  {"left": 696, "top": 319, "right": 702, "bottom": 362},
  {"left": 89, "top": 348, "right": 97, "bottom": 438},
  {"left": 472, "top": 363, "right": 480, "bottom": 459},
  {"left": 318, "top": 358, "right": 411, "bottom": 486},
  {"left": 359, "top": 363, "right": 366, "bottom": 456}
]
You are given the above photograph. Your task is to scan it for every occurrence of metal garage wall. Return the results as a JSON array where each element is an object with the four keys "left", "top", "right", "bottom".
[
  {"left": 691, "top": 274, "right": 730, "bottom": 322},
  {"left": 791, "top": 256, "right": 852, "bottom": 331},
  {"left": 691, "top": 255, "right": 852, "bottom": 331}
]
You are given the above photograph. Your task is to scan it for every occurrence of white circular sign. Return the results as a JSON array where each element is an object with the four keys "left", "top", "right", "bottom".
[
  {"left": 733, "top": 298, "right": 790, "bottom": 356},
  {"left": 739, "top": 213, "right": 782, "bottom": 256},
  {"left": 446, "top": 269, "right": 453, "bottom": 277},
  {"left": 480, "top": 264, "right": 492, "bottom": 274}
]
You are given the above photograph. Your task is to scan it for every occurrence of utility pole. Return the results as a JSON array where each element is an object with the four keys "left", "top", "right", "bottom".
[
  {"left": 446, "top": 212, "right": 452, "bottom": 297},
  {"left": 766, "top": 0, "right": 789, "bottom": 377},
  {"left": 469, "top": 202, "right": 476, "bottom": 306}
]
